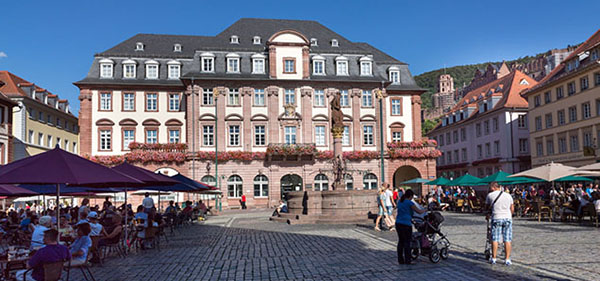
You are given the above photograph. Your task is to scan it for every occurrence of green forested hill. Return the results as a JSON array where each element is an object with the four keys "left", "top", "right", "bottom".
[{"left": 415, "top": 54, "right": 549, "bottom": 109}]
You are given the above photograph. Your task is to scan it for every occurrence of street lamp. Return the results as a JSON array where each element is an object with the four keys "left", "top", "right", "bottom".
[{"left": 376, "top": 82, "right": 385, "bottom": 183}]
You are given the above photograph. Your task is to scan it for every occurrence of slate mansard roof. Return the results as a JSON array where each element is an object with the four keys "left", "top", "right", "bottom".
[{"left": 76, "top": 18, "right": 423, "bottom": 92}]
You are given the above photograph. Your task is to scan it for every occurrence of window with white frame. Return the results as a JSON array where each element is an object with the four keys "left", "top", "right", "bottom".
[
  {"left": 558, "top": 137, "right": 567, "bottom": 153},
  {"left": 100, "top": 92, "right": 111, "bottom": 111},
  {"left": 168, "top": 64, "right": 180, "bottom": 79},
  {"left": 360, "top": 60, "right": 372, "bottom": 76},
  {"left": 201, "top": 175, "right": 216, "bottom": 186},
  {"left": 64, "top": 140, "right": 69, "bottom": 152},
  {"left": 313, "top": 59, "right": 325, "bottom": 75},
  {"left": 203, "top": 125, "right": 214, "bottom": 146},
  {"left": 56, "top": 137, "right": 61, "bottom": 148},
  {"left": 100, "top": 63, "right": 113, "bottom": 78},
  {"left": 389, "top": 70, "right": 400, "bottom": 83},
  {"left": 363, "top": 125, "right": 374, "bottom": 145},
  {"left": 315, "top": 126, "right": 326, "bottom": 146},
  {"left": 345, "top": 174, "right": 353, "bottom": 190},
  {"left": 123, "top": 62, "right": 136, "bottom": 78},
  {"left": 340, "top": 90, "right": 349, "bottom": 106},
  {"left": 362, "top": 90, "right": 372, "bottom": 107},
  {"left": 146, "top": 93, "right": 157, "bottom": 111},
  {"left": 230, "top": 36, "right": 239, "bottom": 44},
  {"left": 145, "top": 63, "right": 158, "bottom": 79},
  {"left": 392, "top": 131, "right": 402, "bottom": 142},
  {"left": 342, "top": 126, "right": 350, "bottom": 145},
  {"left": 252, "top": 58, "right": 265, "bottom": 74},
  {"left": 202, "top": 88, "right": 214, "bottom": 105},
  {"left": 391, "top": 99, "right": 401, "bottom": 115},
  {"left": 518, "top": 138, "right": 528, "bottom": 153},
  {"left": 568, "top": 106, "right": 577, "bottom": 122},
  {"left": 146, "top": 129, "right": 157, "bottom": 144},
  {"left": 99, "top": 130, "right": 111, "bottom": 150},
  {"left": 284, "top": 59, "right": 295, "bottom": 73},
  {"left": 202, "top": 57, "right": 214, "bottom": 72},
  {"left": 38, "top": 133, "right": 43, "bottom": 146},
  {"left": 254, "top": 89, "right": 265, "bottom": 106},
  {"left": 314, "top": 90, "right": 325, "bottom": 106},
  {"left": 363, "top": 173, "right": 377, "bottom": 190},
  {"left": 336, "top": 59, "right": 348, "bottom": 75},
  {"left": 284, "top": 89, "right": 295, "bottom": 105},
  {"left": 169, "top": 130, "right": 180, "bottom": 143},
  {"left": 255, "top": 125, "right": 265, "bottom": 146},
  {"left": 284, "top": 126, "right": 297, "bottom": 145},
  {"left": 253, "top": 175, "right": 268, "bottom": 197},
  {"left": 227, "top": 56, "right": 240, "bottom": 73},
  {"left": 229, "top": 125, "right": 240, "bottom": 146},
  {"left": 28, "top": 130, "right": 33, "bottom": 144},
  {"left": 314, "top": 174, "right": 328, "bottom": 191},
  {"left": 582, "top": 102, "right": 591, "bottom": 119},
  {"left": 123, "top": 93, "right": 135, "bottom": 111},
  {"left": 123, "top": 129, "right": 134, "bottom": 150},
  {"left": 169, "top": 94, "right": 180, "bottom": 111},
  {"left": 73, "top": 142, "right": 77, "bottom": 153},
  {"left": 228, "top": 88, "right": 240, "bottom": 106},
  {"left": 570, "top": 135, "right": 579, "bottom": 152},
  {"left": 253, "top": 36, "right": 261, "bottom": 45},
  {"left": 227, "top": 175, "right": 242, "bottom": 198},
  {"left": 517, "top": 115, "right": 527, "bottom": 128}
]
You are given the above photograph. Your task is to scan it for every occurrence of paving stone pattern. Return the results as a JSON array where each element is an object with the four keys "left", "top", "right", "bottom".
[{"left": 71, "top": 211, "right": 598, "bottom": 280}]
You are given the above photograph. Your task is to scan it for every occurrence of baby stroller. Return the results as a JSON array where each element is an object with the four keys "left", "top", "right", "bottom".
[
  {"left": 410, "top": 211, "right": 450, "bottom": 263},
  {"left": 483, "top": 218, "right": 503, "bottom": 260}
]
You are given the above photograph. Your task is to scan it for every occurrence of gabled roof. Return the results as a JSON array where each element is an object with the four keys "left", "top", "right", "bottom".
[
  {"left": 0, "top": 71, "right": 72, "bottom": 113},
  {"left": 527, "top": 28, "right": 600, "bottom": 93}
]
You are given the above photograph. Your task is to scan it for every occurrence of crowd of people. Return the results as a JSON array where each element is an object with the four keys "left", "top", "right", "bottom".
[{"left": 0, "top": 193, "right": 211, "bottom": 280}]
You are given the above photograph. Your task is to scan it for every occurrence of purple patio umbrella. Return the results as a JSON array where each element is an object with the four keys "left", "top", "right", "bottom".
[
  {"left": 0, "top": 184, "right": 38, "bottom": 197},
  {"left": 0, "top": 146, "right": 144, "bottom": 229}
]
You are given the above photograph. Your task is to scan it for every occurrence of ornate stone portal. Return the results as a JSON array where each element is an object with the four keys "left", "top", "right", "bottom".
[{"left": 274, "top": 91, "right": 378, "bottom": 225}]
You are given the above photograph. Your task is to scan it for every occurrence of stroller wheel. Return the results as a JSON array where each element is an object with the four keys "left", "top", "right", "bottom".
[
  {"left": 484, "top": 249, "right": 490, "bottom": 261},
  {"left": 440, "top": 247, "right": 449, "bottom": 260},
  {"left": 411, "top": 247, "right": 419, "bottom": 260},
  {"left": 429, "top": 248, "right": 441, "bottom": 263}
]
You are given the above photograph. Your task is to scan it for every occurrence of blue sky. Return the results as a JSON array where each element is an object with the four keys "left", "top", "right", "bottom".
[{"left": 1, "top": 0, "right": 599, "bottom": 114}]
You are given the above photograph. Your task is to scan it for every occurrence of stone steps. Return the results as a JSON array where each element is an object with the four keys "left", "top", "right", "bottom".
[{"left": 270, "top": 213, "right": 373, "bottom": 225}]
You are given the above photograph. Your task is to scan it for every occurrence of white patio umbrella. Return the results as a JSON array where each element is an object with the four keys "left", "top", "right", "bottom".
[
  {"left": 508, "top": 162, "right": 578, "bottom": 182},
  {"left": 576, "top": 162, "right": 600, "bottom": 171}
]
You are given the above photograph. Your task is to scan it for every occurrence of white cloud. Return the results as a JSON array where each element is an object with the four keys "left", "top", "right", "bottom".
[{"left": 0, "top": 52, "right": 6, "bottom": 58}]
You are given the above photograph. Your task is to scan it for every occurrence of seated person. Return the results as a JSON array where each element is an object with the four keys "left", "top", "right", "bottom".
[
  {"left": 69, "top": 223, "right": 92, "bottom": 266},
  {"left": 20, "top": 212, "right": 34, "bottom": 233},
  {"left": 31, "top": 216, "right": 53, "bottom": 250},
  {"left": 198, "top": 200, "right": 208, "bottom": 216},
  {"left": 58, "top": 215, "right": 75, "bottom": 239},
  {"left": 274, "top": 200, "right": 288, "bottom": 215},
  {"left": 76, "top": 210, "right": 89, "bottom": 225},
  {"left": 87, "top": 212, "right": 103, "bottom": 236},
  {"left": 134, "top": 205, "right": 148, "bottom": 228},
  {"left": 16, "top": 229, "right": 71, "bottom": 281}
]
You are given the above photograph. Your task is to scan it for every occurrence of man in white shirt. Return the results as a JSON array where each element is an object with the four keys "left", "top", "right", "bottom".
[
  {"left": 87, "top": 212, "right": 103, "bottom": 236},
  {"left": 383, "top": 183, "right": 395, "bottom": 216},
  {"left": 142, "top": 193, "right": 154, "bottom": 213},
  {"left": 485, "top": 182, "right": 514, "bottom": 266}
]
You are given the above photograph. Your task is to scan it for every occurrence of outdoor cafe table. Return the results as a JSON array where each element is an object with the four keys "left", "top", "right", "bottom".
[{"left": 0, "top": 254, "right": 30, "bottom": 280}]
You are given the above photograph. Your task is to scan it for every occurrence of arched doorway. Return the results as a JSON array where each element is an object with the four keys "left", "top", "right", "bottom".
[
  {"left": 393, "top": 165, "right": 422, "bottom": 195},
  {"left": 281, "top": 174, "right": 302, "bottom": 199}
]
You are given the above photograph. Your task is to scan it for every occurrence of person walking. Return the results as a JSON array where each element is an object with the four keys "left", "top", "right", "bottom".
[
  {"left": 395, "top": 189, "right": 425, "bottom": 265},
  {"left": 240, "top": 194, "right": 247, "bottom": 210},
  {"left": 374, "top": 188, "right": 387, "bottom": 231},
  {"left": 485, "top": 182, "right": 514, "bottom": 266}
]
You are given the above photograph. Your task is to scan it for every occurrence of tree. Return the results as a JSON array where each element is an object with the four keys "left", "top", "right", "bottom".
[{"left": 422, "top": 118, "right": 439, "bottom": 137}]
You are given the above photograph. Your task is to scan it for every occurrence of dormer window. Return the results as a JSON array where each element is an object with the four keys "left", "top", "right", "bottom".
[
  {"left": 253, "top": 36, "right": 261, "bottom": 45},
  {"left": 359, "top": 57, "right": 372, "bottom": 76},
  {"left": 312, "top": 55, "right": 325, "bottom": 75},
  {"left": 251, "top": 54, "right": 265, "bottom": 74},
  {"left": 135, "top": 42, "right": 144, "bottom": 51},
  {"left": 230, "top": 35, "right": 239, "bottom": 44},
  {"left": 122, "top": 59, "right": 137, "bottom": 79},
  {"left": 173, "top": 44, "right": 182, "bottom": 52},
  {"left": 388, "top": 66, "right": 400, "bottom": 84},
  {"left": 167, "top": 60, "right": 181, "bottom": 79},
  {"left": 226, "top": 53, "right": 240, "bottom": 73},
  {"left": 310, "top": 38, "right": 318, "bottom": 46},
  {"left": 331, "top": 39, "right": 339, "bottom": 47},
  {"left": 200, "top": 52, "right": 215, "bottom": 73},
  {"left": 592, "top": 49, "right": 599, "bottom": 61},
  {"left": 145, "top": 60, "right": 159, "bottom": 79},
  {"left": 99, "top": 58, "right": 114, "bottom": 78},
  {"left": 520, "top": 79, "right": 529, "bottom": 85},
  {"left": 335, "top": 56, "right": 348, "bottom": 76}
]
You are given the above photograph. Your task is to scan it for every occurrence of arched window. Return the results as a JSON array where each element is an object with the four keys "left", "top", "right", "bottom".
[
  {"left": 201, "top": 175, "right": 216, "bottom": 187},
  {"left": 345, "top": 174, "right": 353, "bottom": 190},
  {"left": 363, "top": 173, "right": 378, "bottom": 190},
  {"left": 227, "top": 175, "right": 243, "bottom": 198},
  {"left": 253, "top": 175, "right": 268, "bottom": 197},
  {"left": 314, "top": 174, "right": 328, "bottom": 191}
]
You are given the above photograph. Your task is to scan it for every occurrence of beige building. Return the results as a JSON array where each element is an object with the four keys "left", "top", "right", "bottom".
[
  {"left": 0, "top": 71, "right": 79, "bottom": 160},
  {"left": 523, "top": 29, "right": 600, "bottom": 167}
]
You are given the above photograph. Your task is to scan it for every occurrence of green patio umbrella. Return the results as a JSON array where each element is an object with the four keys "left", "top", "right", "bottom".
[
  {"left": 400, "top": 178, "right": 429, "bottom": 184},
  {"left": 478, "top": 171, "right": 512, "bottom": 184},
  {"left": 501, "top": 176, "right": 545, "bottom": 185},
  {"left": 446, "top": 174, "right": 482, "bottom": 186},
  {"left": 554, "top": 175, "right": 593, "bottom": 182},
  {"left": 426, "top": 177, "right": 451, "bottom": 186}
]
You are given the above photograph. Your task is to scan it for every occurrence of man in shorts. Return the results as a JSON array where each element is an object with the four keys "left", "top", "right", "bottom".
[{"left": 485, "top": 182, "right": 514, "bottom": 266}]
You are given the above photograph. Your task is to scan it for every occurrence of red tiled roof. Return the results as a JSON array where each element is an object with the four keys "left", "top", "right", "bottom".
[
  {"left": 0, "top": 70, "right": 71, "bottom": 113},
  {"left": 562, "top": 28, "right": 600, "bottom": 63}
]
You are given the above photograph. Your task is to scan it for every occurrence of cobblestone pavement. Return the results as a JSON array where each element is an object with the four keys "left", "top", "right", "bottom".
[{"left": 71, "top": 210, "right": 598, "bottom": 281}]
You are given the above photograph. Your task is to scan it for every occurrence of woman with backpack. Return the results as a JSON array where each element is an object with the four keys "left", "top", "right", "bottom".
[{"left": 395, "top": 189, "right": 425, "bottom": 265}]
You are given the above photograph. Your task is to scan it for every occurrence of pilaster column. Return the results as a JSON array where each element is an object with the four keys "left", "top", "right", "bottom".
[
  {"left": 78, "top": 88, "right": 93, "bottom": 156},
  {"left": 351, "top": 89, "right": 361, "bottom": 151},
  {"left": 411, "top": 94, "right": 422, "bottom": 141},
  {"left": 242, "top": 87, "right": 253, "bottom": 151},
  {"left": 215, "top": 87, "right": 227, "bottom": 152},
  {"left": 301, "top": 88, "right": 313, "bottom": 144},
  {"left": 267, "top": 86, "right": 280, "bottom": 144}
]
